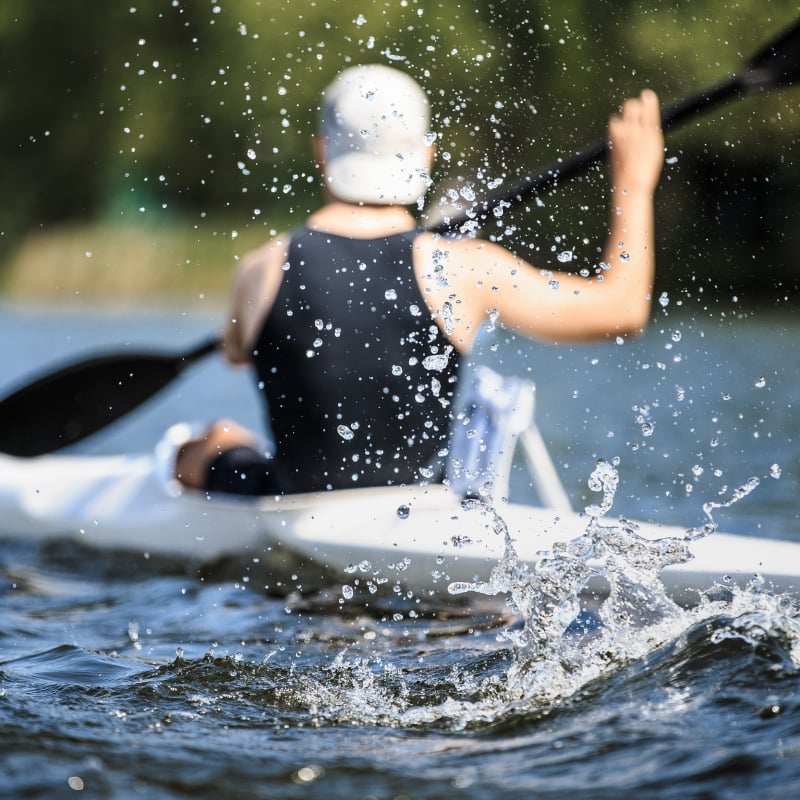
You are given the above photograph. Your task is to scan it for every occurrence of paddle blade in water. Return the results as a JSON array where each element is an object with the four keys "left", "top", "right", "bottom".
[{"left": 0, "top": 339, "right": 219, "bottom": 457}]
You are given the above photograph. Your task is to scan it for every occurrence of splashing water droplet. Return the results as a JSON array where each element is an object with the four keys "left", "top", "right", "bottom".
[
  {"left": 423, "top": 353, "right": 449, "bottom": 371},
  {"left": 337, "top": 425, "right": 355, "bottom": 441},
  {"left": 459, "top": 185, "right": 476, "bottom": 202},
  {"left": 440, "top": 301, "right": 454, "bottom": 335}
]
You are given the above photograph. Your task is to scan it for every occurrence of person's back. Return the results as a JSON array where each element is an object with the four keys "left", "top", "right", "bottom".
[{"left": 252, "top": 227, "right": 459, "bottom": 493}]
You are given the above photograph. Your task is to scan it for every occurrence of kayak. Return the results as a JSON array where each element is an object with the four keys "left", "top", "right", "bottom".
[{"left": 1, "top": 420, "right": 799, "bottom": 607}]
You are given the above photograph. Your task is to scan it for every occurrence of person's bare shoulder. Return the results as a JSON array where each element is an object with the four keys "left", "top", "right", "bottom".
[{"left": 225, "top": 232, "right": 292, "bottom": 362}]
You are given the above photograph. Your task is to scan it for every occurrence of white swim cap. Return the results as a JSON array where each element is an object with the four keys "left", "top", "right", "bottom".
[{"left": 319, "top": 64, "right": 433, "bottom": 206}]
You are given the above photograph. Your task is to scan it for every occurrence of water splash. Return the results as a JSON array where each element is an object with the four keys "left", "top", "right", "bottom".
[
  {"left": 286, "top": 463, "right": 793, "bottom": 728},
  {"left": 446, "top": 459, "right": 700, "bottom": 704}
]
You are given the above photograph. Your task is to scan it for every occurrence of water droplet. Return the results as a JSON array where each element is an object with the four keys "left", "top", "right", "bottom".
[
  {"left": 557, "top": 250, "right": 573, "bottom": 263},
  {"left": 755, "top": 376, "right": 766, "bottom": 389},
  {"left": 341, "top": 585, "right": 354, "bottom": 600},
  {"left": 396, "top": 504, "right": 410, "bottom": 519},
  {"left": 440, "top": 301, "right": 454, "bottom": 334},
  {"left": 423, "top": 353, "right": 449, "bottom": 371},
  {"left": 620, "top": 251, "right": 630, "bottom": 262},
  {"left": 246, "top": 148, "right": 256, "bottom": 160},
  {"left": 391, "top": 364, "right": 403, "bottom": 376},
  {"left": 671, "top": 330, "right": 681, "bottom": 342},
  {"left": 384, "top": 288, "right": 398, "bottom": 301},
  {"left": 337, "top": 425, "right": 354, "bottom": 440},
  {"left": 658, "top": 291, "right": 670, "bottom": 308},
  {"left": 770, "top": 464, "right": 781, "bottom": 479}
]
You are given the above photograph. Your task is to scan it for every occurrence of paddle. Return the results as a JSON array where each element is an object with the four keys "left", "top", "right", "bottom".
[
  {"left": 2, "top": 17, "right": 798, "bottom": 457},
  {"left": 430, "top": 16, "right": 800, "bottom": 233},
  {"left": 0, "top": 337, "right": 219, "bottom": 457}
]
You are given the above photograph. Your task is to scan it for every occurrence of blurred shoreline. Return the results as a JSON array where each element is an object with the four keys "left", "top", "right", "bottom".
[{"left": 0, "top": 220, "right": 272, "bottom": 307}]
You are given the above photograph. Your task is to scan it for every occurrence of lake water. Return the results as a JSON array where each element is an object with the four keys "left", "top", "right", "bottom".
[{"left": 1, "top": 302, "right": 799, "bottom": 799}]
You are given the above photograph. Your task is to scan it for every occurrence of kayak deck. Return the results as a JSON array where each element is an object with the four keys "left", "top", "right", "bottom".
[{"left": 1, "top": 450, "right": 799, "bottom": 607}]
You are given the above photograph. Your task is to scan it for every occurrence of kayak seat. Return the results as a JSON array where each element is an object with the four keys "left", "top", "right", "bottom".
[{"left": 445, "top": 366, "right": 572, "bottom": 512}]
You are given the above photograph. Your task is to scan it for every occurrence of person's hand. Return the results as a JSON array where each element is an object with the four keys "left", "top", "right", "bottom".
[{"left": 608, "top": 89, "right": 664, "bottom": 195}]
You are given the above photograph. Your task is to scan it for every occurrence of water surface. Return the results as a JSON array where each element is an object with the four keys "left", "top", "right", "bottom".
[{"left": 1, "top": 303, "right": 799, "bottom": 799}]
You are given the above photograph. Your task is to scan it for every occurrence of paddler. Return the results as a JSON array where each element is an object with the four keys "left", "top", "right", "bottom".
[{"left": 176, "top": 64, "right": 664, "bottom": 495}]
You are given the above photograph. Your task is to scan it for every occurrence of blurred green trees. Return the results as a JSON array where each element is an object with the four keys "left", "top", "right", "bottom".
[{"left": 1, "top": 0, "right": 798, "bottom": 303}]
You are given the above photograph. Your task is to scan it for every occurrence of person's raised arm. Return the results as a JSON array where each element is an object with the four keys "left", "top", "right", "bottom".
[
  {"left": 597, "top": 88, "right": 664, "bottom": 334},
  {"left": 419, "top": 90, "right": 664, "bottom": 349}
]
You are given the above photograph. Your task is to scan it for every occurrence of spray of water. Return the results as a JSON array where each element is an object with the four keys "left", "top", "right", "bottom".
[{"left": 288, "top": 462, "right": 798, "bottom": 727}]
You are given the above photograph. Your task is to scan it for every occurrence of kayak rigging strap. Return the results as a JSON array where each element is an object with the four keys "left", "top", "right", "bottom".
[{"left": 445, "top": 366, "right": 573, "bottom": 513}]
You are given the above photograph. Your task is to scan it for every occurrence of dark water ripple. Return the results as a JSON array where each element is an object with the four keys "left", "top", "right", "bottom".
[{"left": 2, "top": 541, "right": 800, "bottom": 799}]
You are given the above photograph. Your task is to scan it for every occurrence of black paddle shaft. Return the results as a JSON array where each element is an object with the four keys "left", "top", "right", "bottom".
[
  {"left": 0, "top": 338, "right": 219, "bottom": 457},
  {"left": 431, "top": 17, "right": 800, "bottom": 234}
]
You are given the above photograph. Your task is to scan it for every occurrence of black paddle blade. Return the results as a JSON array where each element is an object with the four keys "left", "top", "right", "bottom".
[
  {"left": 744, "top": 17, "right": 800, "bottom": 88},
  {"left": 0, "top": 338, "right": 219, "bottom": 457}
]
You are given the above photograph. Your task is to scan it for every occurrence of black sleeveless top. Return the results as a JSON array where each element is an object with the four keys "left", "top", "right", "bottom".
[{"left": 251, "top": 227, "right": 461, "bottom": 493}]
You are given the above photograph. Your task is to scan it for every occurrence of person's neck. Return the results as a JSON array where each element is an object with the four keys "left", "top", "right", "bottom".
[{"left": 307, "top": 201, "right": 418, "bottom": 238}]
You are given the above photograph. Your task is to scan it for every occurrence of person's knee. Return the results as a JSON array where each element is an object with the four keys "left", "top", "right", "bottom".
[
  {"left": 175, "top": 419, "right": 257, "bottom": 489},
  {"left": 206, "top": 418, "right": 257, "bottom": 449}
]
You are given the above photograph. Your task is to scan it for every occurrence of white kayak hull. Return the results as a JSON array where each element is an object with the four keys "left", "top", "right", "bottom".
[{"left": 1, "top": 449, "right": 799, "bottom": 606}]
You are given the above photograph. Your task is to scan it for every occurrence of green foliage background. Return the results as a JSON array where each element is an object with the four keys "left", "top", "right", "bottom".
[{"left": 0, "top": 0, "right": 798, "bottom": 305}]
